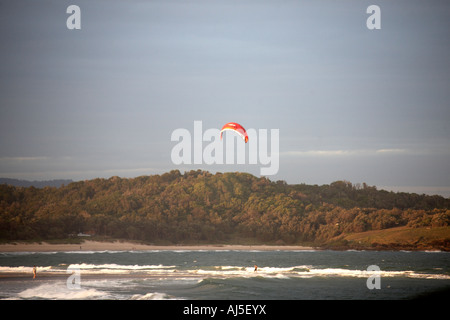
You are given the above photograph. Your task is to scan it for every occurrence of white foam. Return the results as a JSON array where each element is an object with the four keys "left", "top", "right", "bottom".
[
  {"left": 17, "top": 283, "right": 107, "bottom": 300},
  {"left": 294, "top": 267, "right": 450, "bottom": 280},
  {"left": 3, "top": 263, "right": 447, "bottom": 280},
  {"left": 186, "top": 265, "right": 313, "bottom": 279},
  {"left": 0, "top": 251, "right": 61, "bottom": 256},
  {"left": 0, "top": 266, "right": 55, "bottom": 273},
  {"left": 185, "top": 265, "right": 450, "bottom": 280},
  {"left": 129, "top": 292, "right": 178, "bottom": 300},
  {"left": 67, "top": 263, "right": 176, "bottom": 274}
]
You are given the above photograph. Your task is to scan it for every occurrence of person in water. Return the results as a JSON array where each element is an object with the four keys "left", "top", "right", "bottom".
[
  {"left": 32, "top": 265, "right": 37, "bottom": 279},
  {"left": 254, "top": 265, "right": 258, "bottom": 272}
]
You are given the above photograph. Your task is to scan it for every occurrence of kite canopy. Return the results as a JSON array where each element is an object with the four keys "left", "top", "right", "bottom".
[{"left": 220, "top": 122, "right": 248, "bottom": 143}]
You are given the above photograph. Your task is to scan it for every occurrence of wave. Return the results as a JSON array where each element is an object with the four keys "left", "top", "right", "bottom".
[
  {"left": 0, "top": 266, "right": 56, "bottom": 273},
  {"left": 0, "top": 251, "right": 62, "bottom": 256},
  {"left": 17, "top": 283, "right": 108, "bottom": 300},
  {"left": 129, "top": 292, "right": 180, "bottom": 300},
  {"left": 66, "top": 263, "right": 177, "bottom": 275},
  {"left": 69, "top": 263, "right": 176, "bottom": 270},
  {"left": 1, "top": 263, "right": 449, "bottom": 280},
  {"left": 176, "top": 265, "right": 450, "bottom": 280},
  {"left": 0, "top": 250, "right": 163, "bottom": 256},
  {"left": 18, "top": 286, "right": 177, "bottom": 300}
]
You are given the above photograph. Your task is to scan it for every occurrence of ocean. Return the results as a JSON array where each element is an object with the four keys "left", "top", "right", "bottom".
[{"left": 0, "top": 249, "right": 449, "bottom": 300}]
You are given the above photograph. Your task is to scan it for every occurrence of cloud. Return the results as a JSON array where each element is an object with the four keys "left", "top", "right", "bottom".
[
  {"left": 0, "top": 166, "right": 166, "bottom": 181},
  {"left": 0, "top": 155, "right": 166, "bottom": 180},
  {"left": 281, "top": 148, "right": 409, "bottom": 157},
  {"left": 375, "top": 148, "right": 407, "bottom": 154},
  {"left": 282, "top": 150, "right": 355, "bottom": 157},
  {"left": 0, "top": 156, "right": 49, "bottom": 162}
]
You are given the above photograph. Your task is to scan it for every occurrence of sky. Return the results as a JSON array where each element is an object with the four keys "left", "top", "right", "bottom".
[{"left": 0, "top": 0, "right": 449, "bottom": 196}]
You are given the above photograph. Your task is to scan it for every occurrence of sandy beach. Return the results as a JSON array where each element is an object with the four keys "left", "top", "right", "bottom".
[{"left": 0, "top": 240, "right": 315, "bottom": 252}]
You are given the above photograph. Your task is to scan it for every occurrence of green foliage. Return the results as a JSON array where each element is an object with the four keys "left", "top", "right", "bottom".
[{"left": 0, "top": 171, "right": 449, "bottom": 245}]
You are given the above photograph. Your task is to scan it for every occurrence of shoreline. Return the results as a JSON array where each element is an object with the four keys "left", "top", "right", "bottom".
[{"left": 0, "top": 240, "right": 316, "bottom": 253}]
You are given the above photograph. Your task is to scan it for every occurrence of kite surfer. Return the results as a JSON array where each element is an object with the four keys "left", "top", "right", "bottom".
[{"left": 220, "top": 122, "right": 249, "bottom": 143}]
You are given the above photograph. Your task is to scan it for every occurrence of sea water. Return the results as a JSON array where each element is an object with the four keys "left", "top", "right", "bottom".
[{"left": 0, "top": 250, "right": 449, "bottom": 300}]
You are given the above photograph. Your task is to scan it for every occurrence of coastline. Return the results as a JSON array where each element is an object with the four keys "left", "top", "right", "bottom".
[{"left": 0, "top": 240, "right": 316, "bottom": 252}]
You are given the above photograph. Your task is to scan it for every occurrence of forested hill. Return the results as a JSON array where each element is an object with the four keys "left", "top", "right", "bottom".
[{"left": 1, "top": 170, "right": 449, "bottom": 250}]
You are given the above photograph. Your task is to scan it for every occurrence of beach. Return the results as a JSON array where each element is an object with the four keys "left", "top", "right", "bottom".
[{"left": 0, "top": 241, "right": 315, "bottom": 253}]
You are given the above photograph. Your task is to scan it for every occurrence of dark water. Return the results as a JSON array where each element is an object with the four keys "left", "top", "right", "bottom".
[{"left": 1, "top": 250, "right": 449, "bottom": 300}]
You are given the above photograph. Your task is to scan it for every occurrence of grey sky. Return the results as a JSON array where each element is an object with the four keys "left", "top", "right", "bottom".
[{"left": 0, "top": 0, "right": 449, "bottom": 196}]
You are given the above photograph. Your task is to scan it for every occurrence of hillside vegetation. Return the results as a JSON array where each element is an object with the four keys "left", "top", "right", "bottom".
[{"left": 1, "top": 170, "right": 449, "bottom": 250}]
